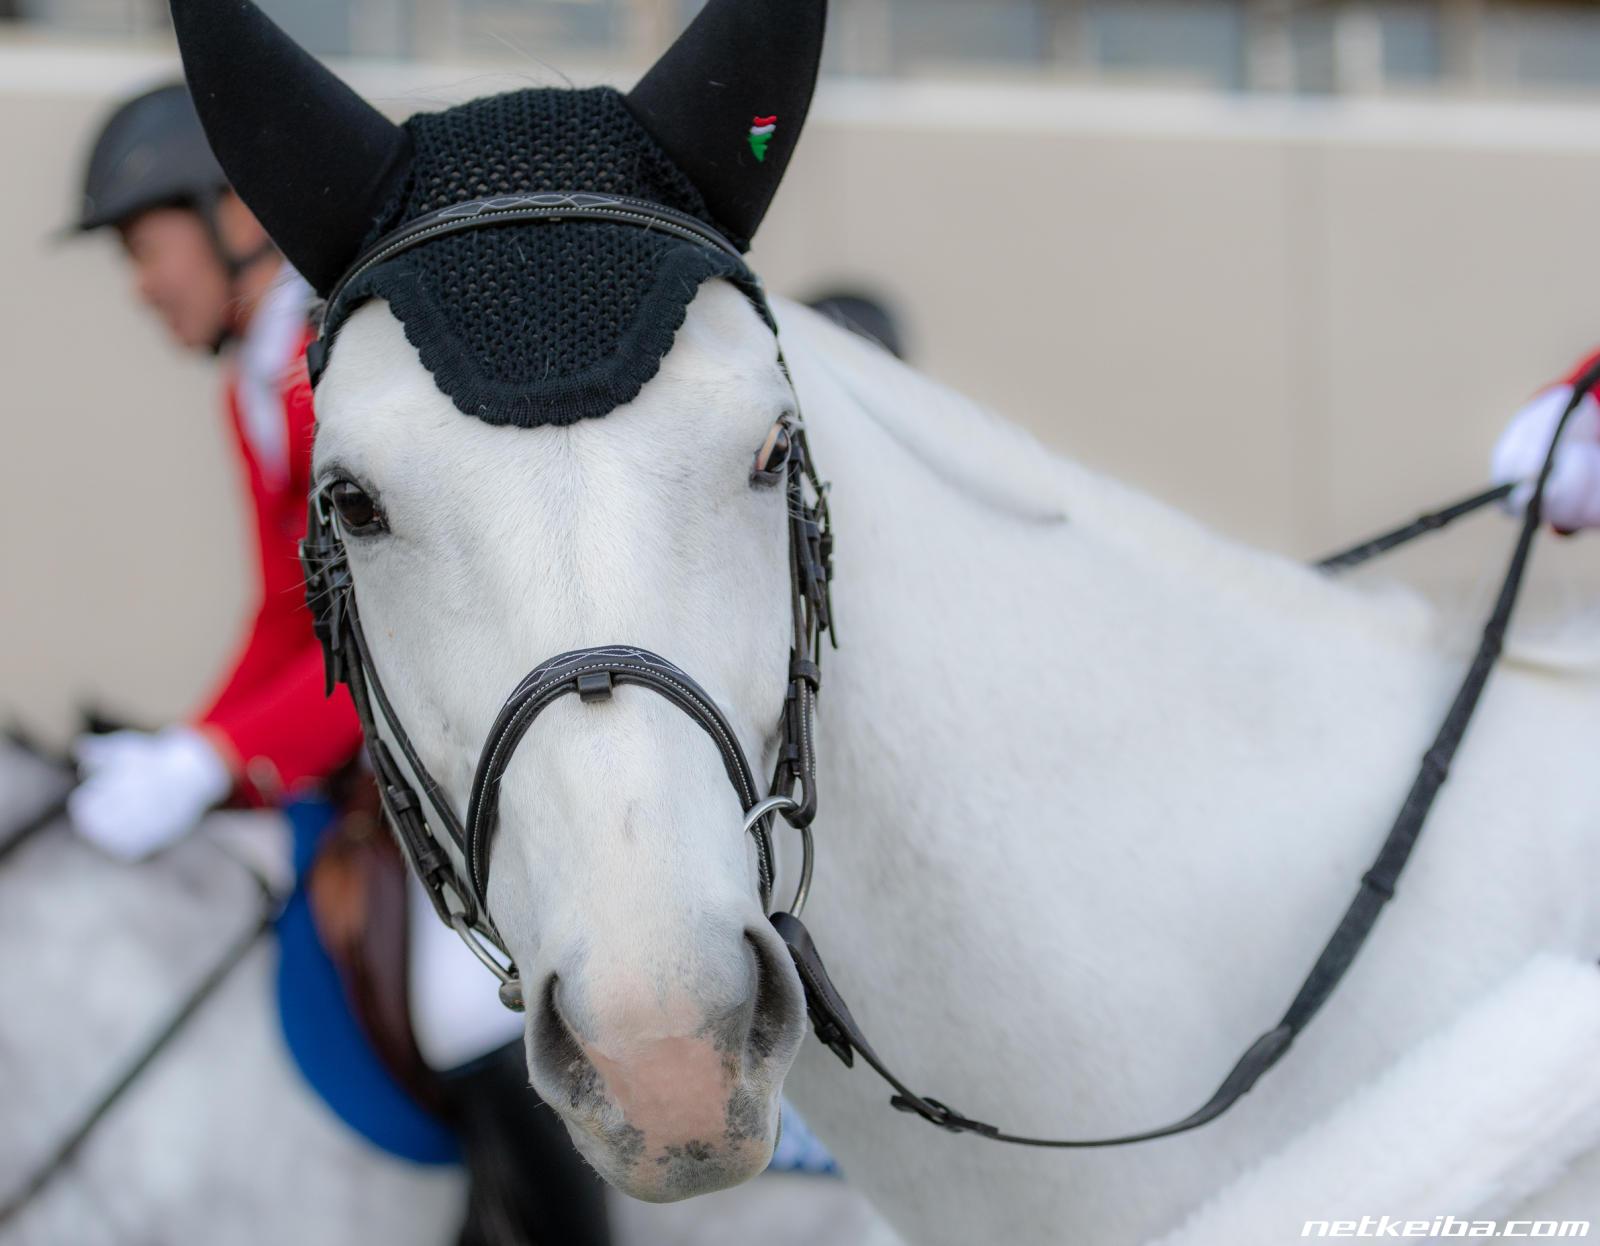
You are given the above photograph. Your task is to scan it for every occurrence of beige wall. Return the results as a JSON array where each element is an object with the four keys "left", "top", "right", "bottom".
[{"left": 4, "top": 41, "right": 1599, "bottom": 740}]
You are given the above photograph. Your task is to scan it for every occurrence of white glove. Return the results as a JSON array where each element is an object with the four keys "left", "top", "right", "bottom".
[
  {"left": 1491, "top": 386, "right": 1600, "bottom": 531},
  {"left": 69, "top": 727, "right": 234, "bottom": 862}
]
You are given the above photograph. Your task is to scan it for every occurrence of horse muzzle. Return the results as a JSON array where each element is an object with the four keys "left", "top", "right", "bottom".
[{"left": 526, "top": 921, "right": 806, "bottom": 1201}]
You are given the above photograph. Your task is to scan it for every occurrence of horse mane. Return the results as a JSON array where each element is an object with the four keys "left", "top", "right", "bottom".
[{"left": 773, "top": 296, "right": 1071, "bottom": 525}]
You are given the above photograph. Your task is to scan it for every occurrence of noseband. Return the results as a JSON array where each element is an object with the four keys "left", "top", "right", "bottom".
[{"left": 301, "top": 194, "right": 834, "bottom": 1010}]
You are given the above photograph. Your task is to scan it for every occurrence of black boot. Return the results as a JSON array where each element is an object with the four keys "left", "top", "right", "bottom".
[{"left": 443, "top": 1041, "right": 611, "bottom": 1246}]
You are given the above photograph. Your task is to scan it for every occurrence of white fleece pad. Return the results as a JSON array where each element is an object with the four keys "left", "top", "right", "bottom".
[{"left": 1152, "top": 955, "right": 1600, "bottom": 1246}]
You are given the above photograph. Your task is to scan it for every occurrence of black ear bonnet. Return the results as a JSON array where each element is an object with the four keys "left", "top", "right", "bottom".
[
  {"left": 325, "top": 88, "right": 757, "bottom": 427},
  {"left": 169, "top": 0, "right": 827, "bottom": 429}
]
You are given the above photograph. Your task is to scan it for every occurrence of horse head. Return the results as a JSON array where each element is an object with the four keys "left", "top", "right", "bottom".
[{"left": 169, "top": 0, "right": 828, "bottom": 1201}]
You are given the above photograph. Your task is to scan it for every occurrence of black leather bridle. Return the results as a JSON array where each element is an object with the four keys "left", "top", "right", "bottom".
[
  {"left": 301, "top": 194, "right": 834, "bottom": 1011},
  {"left": 301, "top": 191, "right": 1588, "bottom": 1150}
]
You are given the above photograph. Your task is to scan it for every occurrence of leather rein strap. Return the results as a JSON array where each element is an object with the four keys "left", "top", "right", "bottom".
[
  {"left": 1315, "top": 482, "right": 1515, "bottom": 572},
  {"left": 302, "top": 188, "right": 1581, "bottom": 1150}
]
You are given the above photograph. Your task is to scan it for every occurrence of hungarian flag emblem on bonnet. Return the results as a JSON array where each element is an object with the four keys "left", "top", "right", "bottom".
[{"left": 749, "top": 116, "right": 779, "bottom": 162}]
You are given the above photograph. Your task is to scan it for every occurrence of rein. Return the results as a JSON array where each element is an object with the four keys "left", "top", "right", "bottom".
[
  {"left": 1315, "top": 482, "right": 1516, "bottom": 572},
  {"left": 300, "top": 190, "right": 1591, "bottom": 1149}
]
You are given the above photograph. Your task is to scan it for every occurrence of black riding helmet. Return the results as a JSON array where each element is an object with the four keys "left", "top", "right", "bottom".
[
  {"left": 73, "top": 83, "right": 231, "bottom": 235},
  {"left": 72, "top": 82, "right": 278, "bottom": 350}
]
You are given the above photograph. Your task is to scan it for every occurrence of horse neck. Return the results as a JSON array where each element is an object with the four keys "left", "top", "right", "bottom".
[
  {"left": 777, "top": 296, "right": 1449, "bottom": 788},
  {"left": 776, "top": 292, "right": 1460, "bottom": 1037}
]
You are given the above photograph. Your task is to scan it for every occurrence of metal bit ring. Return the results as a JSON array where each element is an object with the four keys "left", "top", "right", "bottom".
[{"left": 742, "top": 795, "right": 814, "bottom": 919}]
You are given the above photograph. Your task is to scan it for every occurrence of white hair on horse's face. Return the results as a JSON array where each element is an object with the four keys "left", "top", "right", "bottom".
[{"left": 313, "top": 278, "right": 808, "bottom": 1201}]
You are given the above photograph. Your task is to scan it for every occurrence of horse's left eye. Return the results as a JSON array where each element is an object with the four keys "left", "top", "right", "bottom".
[
  {"left": 329, "top": 480, "right": 386, "bottom": 535},
  {"left": 752, "top": 422, "right": 792, "bottom": 483}
]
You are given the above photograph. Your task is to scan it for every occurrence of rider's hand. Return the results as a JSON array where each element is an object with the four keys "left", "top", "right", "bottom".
[
  {"left": 68, "top": 726, "right": 234, "bottom": 861},
  {"left": 1492, "top": 385, "right": 1600, "bottom": 532}
]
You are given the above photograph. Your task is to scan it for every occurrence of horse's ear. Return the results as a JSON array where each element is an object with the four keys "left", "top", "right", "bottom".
[
  {"left": 625, "top": 0, "right": 827, "bottom": 250},
  {"left": 166, "top": 0, "right": 412, "bottom": 295}
]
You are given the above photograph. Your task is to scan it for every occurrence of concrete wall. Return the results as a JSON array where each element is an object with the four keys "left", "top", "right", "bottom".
[{"left": 4, "top": 39, "right": 1599, "bottom": 739}]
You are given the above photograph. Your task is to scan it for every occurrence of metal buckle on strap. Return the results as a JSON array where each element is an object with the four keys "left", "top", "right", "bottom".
[
  {"left": 889, "top": 1095, "right": 999, "bottom": 1138},
  {"left": 787, "top": 433, "right": 834, "bottom": 639},
  {"left": 776, "top": 674, "right": 820, "bottom": 829}
]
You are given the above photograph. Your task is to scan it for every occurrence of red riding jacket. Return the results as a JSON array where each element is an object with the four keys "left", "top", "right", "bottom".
[
  {"left": 192, "top": 273, "right": 361, "bottom": 801},
  {"left": 1559, "top": 348, "right": 1600, "bottom": 406}
]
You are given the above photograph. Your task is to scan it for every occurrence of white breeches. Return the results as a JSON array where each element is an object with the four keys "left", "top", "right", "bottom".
[{"left": 406, "top": 874, "right": 526, "bottom": 1072}]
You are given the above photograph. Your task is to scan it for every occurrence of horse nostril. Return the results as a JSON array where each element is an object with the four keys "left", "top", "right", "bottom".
[
  {"left": 533, "top": 972, "right": 587, "bottom": 1089},
  {"left": 744, "top": 929, "right": 801, "bottom": 1062}
]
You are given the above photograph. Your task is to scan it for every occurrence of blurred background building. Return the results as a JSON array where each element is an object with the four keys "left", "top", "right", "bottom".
[
  {"left": 15, "top": 1, "right": 1600, "bottom": 97},
  {"left": 4, "top": 0, "right": 1600, "bottom": 736}
]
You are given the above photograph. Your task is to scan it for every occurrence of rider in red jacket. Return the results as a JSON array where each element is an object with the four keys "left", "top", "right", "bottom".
[
  {"left": 193, "top": 310, "right": 361, "bottom": 800},
  {"left": 67, "top": 84, "right": 360, "bottom": 855},
  {"left": 1492, "top": 348, "right": 1600, "bottom": 533}
]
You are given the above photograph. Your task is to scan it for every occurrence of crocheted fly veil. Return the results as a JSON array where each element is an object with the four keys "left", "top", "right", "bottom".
[
  {"left": 167, "top": 0, "right": 828, "bottom": 428},
  {"left": 334, "top": 90, "right": 755, "bottom": 426}
]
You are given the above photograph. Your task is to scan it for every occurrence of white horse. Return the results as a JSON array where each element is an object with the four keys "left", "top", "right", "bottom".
[
  {"left": 161, "top": 0, "right": 1600, "bottom": 1238},
  {"left": 309, "top": 281, "right": 1600, "bottom": 1243}
]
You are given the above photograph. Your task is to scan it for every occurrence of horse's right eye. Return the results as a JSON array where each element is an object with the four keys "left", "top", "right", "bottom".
[
  {"left": 752, "top": 420, "right": 794, "bottom": 485},
  {"left": 328, "top": 480, "right": 386, "bottom": 535}
]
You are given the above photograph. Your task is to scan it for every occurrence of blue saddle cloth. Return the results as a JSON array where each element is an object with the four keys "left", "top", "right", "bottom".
[
  {"left": 274, "top": 796, "right": 460, "bottom": 1166},
  {"left": 771, "top": 1101, "right": 840, "bottom": 1176}
]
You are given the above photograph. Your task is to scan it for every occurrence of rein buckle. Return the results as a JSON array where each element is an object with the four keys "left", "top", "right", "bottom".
[{"left": 889, "top": 1095, "right": 998, "bottom": 1138}]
